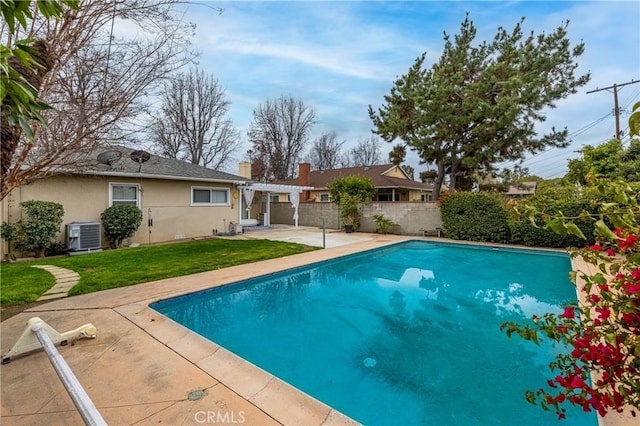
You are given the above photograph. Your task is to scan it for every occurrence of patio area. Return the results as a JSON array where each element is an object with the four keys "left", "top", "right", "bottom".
[
  {"left": 1, "top": 229, "right": 635, "bottom": 425},
  {"left": 1, "top": 231, "right": 404, "bottom": 425}
]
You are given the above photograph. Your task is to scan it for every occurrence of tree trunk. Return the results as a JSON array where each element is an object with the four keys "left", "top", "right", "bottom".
[
  {"left": 1, "top": 40, "right": 54, "bottom": 200},
  {"left": 432, "top": 162, "right": 446, "bottom": 200}
]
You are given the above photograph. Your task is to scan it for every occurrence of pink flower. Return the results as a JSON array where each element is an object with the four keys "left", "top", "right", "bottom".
[
  {"left": 589, "top": 244, "right": 603, "bottom": 251},
  {"left": 589, "top": 294, "right": 601, "bottom": 303},
  {"left": 595, "top": 307, "right": 610, "bottom": 320},
  {"left": 606, "top": 248, "right": 616, "bottom": 257},
  {"left": 562, "top": 307, "right": 575, "bottom": 319}
]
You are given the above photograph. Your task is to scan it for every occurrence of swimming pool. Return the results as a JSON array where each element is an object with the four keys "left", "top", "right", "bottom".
[{"left": 152, "top": 241, "right": 596, "bottom": 425}]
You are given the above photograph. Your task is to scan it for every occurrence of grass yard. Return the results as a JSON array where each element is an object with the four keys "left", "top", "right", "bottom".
[{"left": 0, "top": 238, "right": 318, "bottom": 306}]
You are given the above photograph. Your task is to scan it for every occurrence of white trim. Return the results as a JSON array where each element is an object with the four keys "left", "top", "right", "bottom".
[
  {"left": 109, "top": 182, "right": 140, "bottom": 207},
  {"left": 245, "top": 183, "right": 313, "bottom": 192},
  {"left": 96, "top": 171, "right": 246, "bottom": 185},
  {"left": 190, "top": 186, "right": 231, "bottom": 206}
]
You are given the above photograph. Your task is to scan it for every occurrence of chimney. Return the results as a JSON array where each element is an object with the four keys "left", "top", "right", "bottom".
[
  {"left": 239, "top": 162, "right": 251, "bottom": 179},
  {"left": 298, "top": 162, "right": 311, "bottom": 202}
]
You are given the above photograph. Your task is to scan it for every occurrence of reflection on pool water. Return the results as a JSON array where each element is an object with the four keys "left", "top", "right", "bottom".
[{"left": 152, "top": 241, "right": 596, "bottom": 426}]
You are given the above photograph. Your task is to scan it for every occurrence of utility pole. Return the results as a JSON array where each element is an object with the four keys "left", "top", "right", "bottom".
[{"left": 587, "top": 79, "right": 639, "bottom": 139}]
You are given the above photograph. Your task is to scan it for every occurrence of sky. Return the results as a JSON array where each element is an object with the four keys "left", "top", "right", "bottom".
[{"left": 176, "top": 1, "right": 639, "bottom": 179}]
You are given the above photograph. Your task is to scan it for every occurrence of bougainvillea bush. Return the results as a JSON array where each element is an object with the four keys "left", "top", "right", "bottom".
[{"left": 501, "top": 179, "right": 639, "bottom": 420}]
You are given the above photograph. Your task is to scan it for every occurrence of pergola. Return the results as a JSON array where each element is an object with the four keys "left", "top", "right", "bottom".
[{"left": 239, "top": 183, "right": 314, "bottom": 228}]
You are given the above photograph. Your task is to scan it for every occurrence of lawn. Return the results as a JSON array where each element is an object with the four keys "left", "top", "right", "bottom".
[{"left": 0, "top": 238, "right": 318, "bottom": 305}]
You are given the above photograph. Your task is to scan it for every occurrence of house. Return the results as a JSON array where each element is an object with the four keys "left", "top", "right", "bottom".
[
  {"left": 276, "top": 163, "right": 437, "bottom": 203},
  {"left": 0, "top": 147, "right": 310, "bottom": 255},
  {"left": 505, "top": 181, "right": 537, "bottom": 198}
]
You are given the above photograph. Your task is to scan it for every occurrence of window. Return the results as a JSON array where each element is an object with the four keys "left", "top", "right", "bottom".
[
  {"left": 320, "top": 194, "right": 330, "bottom": 202},
  {"left": 110, "top": 183, "right": 139, "bottom": 207},
  {"left": 421, "top": 193, "right": 432, "bottom": 202},
  {"left": 270, "top": 195, "right": 280, "bottom": 203},
  {"left": 191, "top": 187, "right": 229, "bottom": 205}
]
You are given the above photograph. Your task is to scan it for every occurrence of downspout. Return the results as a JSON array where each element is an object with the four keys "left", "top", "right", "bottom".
[
  {"left": 237, "top": 185, "right": 242, "bottom": 227},
  {"left": 235, "top": 181, "right": 247, "bottom": 229}
]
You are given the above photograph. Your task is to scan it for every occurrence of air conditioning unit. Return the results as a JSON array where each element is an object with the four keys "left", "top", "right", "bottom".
[
  {"left": 229, "top": 222, "right": 243, "bottom": 234},
  {"left": 66, "top": 222, "right": 102, "bottom": 253}
]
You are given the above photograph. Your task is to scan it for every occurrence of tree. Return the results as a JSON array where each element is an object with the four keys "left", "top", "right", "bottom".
[
  {"left": 1, "top": 0, "right": 79, "bottom": 196},
  {"left": 389, "top": 144, "right": 406, "bottom": 165},
  {"left": 306, "top": 131, "right": 344, "bottom": 170},
  {"left": 248, "top": 95, "right": 316, "bottom": 181},
  {"left": 401, "top": 164, "right": 415, "bottom": 180},
  {"left": 565, "top": 138, "right": 640, "bottom": 185},
  {"left": 327, "top": 176, "right": 376, "bottom": 231},
  {"left": 350, "top": 136, "right": 382, "bottom": 167},
  {"left": 420, "top": 170, "right": 438, "bottom": 183},
  {"left": 1, "top": 1, "right": 195, "bottom": 200},
  {"left": 150, "top": 68, "right": 240, "bottom": 170},
  {"left": 369, "top": 14, "right": 590, "bottom": 200}
]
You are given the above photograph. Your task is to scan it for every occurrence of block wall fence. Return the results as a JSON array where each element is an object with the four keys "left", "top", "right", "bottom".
[{"left": 269, "top": 202, "right": 442, "bottom": 235}]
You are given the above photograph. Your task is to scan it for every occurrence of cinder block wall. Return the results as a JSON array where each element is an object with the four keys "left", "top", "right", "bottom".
[{"left": 270, "top": 202, "right": 442, "bottom": 235}]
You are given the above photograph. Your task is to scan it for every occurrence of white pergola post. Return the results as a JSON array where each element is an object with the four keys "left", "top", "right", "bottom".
[{"left": 244, "top": 183, "right": 313, "bottom": 228}]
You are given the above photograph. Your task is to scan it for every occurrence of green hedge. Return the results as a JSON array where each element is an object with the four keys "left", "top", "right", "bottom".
[
  {"left": 439, "top": 186, "right": 609, "bottom": 249},
  {"left": 439, "top": 192, "right": 510, "bottom": 243},
  {"left": 508, "top": 198, "right": 598, "bottom": 248}
]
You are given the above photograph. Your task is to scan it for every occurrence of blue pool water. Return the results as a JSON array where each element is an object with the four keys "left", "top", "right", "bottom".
[{"left": 152, "top": 241, "right": 596, "bottom": 425}]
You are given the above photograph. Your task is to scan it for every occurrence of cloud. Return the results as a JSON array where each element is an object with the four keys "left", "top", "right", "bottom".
[{"left": 179, "top": 1, "right": 639, "bottom": 178}]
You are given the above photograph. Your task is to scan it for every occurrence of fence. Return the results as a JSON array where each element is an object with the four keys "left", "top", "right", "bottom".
[{"left": 270, "top": 201, "right": 442, "bottom": 235}]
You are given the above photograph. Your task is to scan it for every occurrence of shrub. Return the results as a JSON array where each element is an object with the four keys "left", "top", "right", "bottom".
[
  {"left": 372, "top": 214, "right": 398, "bottom": 234},
  {"left": 439, "top": 192, "right": 510, "bottom": 243},
  {"left": 328, "top": 176, "right": 376, "bottom": 231},
  {"left": 501, "top": 179, "right": 640, "bottom": 419},
  {"left": 101, "top": 205, "right": 143, "bottom": 248},
  {"left": 508, "top": 187, "right": 602, "bottom": 248},
  {"left": 1, "top": 201, "right": 64, "bottom": 257}
]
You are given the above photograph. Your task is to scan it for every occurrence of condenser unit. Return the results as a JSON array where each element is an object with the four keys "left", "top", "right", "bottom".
[
  {"left": 229, "top": 222, "right": 243, "bottom": 234},
  {"left": 66, "top": 222, "right": 102, "bottom": 253}
]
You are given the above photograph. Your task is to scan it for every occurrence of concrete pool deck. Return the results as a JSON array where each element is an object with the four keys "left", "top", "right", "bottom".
[
  {"left": 1, "top": 230, "right": 405, "bottom": 425},
  {"left": 1, "top": 229, "right": 636, "bottom": 425}
]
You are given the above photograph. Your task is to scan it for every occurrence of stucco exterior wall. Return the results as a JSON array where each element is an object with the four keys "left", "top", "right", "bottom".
[
  {"left": 2, "top": 175, "right": 241, "bottom": 252},
  {"left": 383, "top": 166, "right": 407, "bottom": 178},
  {"left": 270, "top": 201, "right": 442, "bottom": 235}
]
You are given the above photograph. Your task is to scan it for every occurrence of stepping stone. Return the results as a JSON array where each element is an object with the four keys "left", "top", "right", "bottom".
[{"left": 33, "top": 265, "right": 80, "bottom": 301}]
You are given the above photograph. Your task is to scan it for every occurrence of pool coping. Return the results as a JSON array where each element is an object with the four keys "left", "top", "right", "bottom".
[{"left": 1, "top": 236, "right": 633, "bottom": 425}]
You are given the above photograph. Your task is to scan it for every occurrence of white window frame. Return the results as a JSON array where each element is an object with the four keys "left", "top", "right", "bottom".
[
  {"left": 109, "top": 183, "right": 140, "bottom": 207},
  {"left": 191, "top": 186, "right": 230, "bottom": 206}
]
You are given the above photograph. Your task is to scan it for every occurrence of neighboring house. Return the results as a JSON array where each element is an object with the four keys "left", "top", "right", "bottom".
[
  {"left": 505, "top": 181, "right": 537, "bottom": 198},
  {"left": 0, "top": 148, "right": 309, "bottom": 255},
  {"left": 276, "top": 163, "right": 437, "bottom": 202}
]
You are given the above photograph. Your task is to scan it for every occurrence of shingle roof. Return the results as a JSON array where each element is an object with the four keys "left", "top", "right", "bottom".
[
  {"left": 81, "top": 146, "right": 248, "bottom": 183},
  {"left": 506, "top": 181, "right": 537, "bottom": 196},
  {"left": 279, "top": 164, "right": 435, "bottom": 191}
]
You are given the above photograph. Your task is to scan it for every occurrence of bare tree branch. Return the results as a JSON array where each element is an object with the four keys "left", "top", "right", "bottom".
[
  {"left": 350, "top": 136, "right": 383, "bottom": 167},
  {"left": 248, "top": 95, "right": 315, "bottom": 181},
  {"left": 1, "top": 0, "right": 196, "bottom": 200},
  {"left": 306, "top": 131, "right": 344, "bottom": 171},
  {"left": 150, "top": 68, "right": 240, "bottom": 170}
]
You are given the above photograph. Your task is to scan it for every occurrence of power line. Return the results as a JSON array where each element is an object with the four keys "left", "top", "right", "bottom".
[
  {"left": 495, "top": 112, "right": 613, "bottom": 169},
  {"left": 586, "top": 79, "right": 640, "bottom": 138}
]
